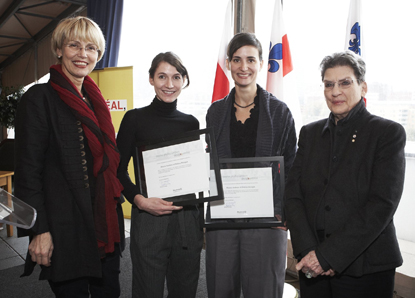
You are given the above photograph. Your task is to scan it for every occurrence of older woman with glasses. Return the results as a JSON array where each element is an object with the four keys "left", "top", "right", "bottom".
[
  {"left": 14, "top": 16, "right": 124, "bottom": 297},
  {"left": 285, "top": 51, "right": 406, "bottom": 298}
]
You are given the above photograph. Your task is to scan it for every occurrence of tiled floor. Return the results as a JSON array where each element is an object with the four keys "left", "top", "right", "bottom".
[
  {"left": 1, "top": 219, "right": 414, "bottom": 283},
  {"left": 0, "top": 224, "right": 28, "bottom": 270}
]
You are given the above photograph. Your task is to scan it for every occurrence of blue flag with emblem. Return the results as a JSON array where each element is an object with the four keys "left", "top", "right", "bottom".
[{"left": 345, "top": 0, "right": 363, "bottom": 57}]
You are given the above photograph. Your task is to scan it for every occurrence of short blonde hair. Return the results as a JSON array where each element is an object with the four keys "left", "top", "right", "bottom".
[{"left": 51, "top": 16, "right": 106, "bottom": 62}]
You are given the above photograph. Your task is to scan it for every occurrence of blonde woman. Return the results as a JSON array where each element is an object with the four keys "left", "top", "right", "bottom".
[{"left": 15, "top": 16, "right": 124, "bottom": 297}]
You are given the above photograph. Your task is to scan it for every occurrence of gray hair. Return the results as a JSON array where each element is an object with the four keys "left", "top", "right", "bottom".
[{"left": 320, "top": 51, "right": 366, "bottom": 83}]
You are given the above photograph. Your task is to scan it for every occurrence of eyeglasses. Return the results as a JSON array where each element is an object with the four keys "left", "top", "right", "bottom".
[
  {"left": 65, "top": 42, "right": 99, "bottom": 54},
  {"left": 322, "top": 79, "right": 354, "bottom": 91}
]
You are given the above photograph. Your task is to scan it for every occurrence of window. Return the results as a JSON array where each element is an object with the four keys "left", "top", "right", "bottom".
[{"left": 118, "top": 0, "right": 415, "bottom": 148}]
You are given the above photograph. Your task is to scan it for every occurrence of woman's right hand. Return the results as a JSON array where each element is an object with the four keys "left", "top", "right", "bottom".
[
  {"left": 29, "top": 232, "right": 54, "bottom": 266},
  {"left": 133, "top": 194, "right": 182, "bottom": 216}
]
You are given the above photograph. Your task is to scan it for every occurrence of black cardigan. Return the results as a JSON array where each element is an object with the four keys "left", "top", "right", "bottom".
[
  {"left": 206, "top": 85, "right": 297, "bottom": 179},
  {"left": 206, "top": 85, "right": 297, "bottom": 216}
]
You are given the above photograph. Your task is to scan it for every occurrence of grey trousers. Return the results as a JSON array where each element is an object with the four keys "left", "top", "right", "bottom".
[
  {"left": 205, "top": 228, "right": 287, "bottom": 298},
  {"left": 130, "top": 207, "right": 203, "bottom": 298}
]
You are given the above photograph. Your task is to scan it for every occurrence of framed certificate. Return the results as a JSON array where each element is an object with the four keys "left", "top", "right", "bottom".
[
  {"left": 204, "top": 156, "right": 285, "bottom": 228},
  {"left": 134, "top": 128, "right": 224, "bottom": 206}
]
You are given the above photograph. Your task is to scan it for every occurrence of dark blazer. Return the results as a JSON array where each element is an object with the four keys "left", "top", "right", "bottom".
[
  {"left": 14, "top": 82, "right": 124, "bottom": 282},
  {"left": 285, "top": 99, "right": 405, "bottom": 276}
]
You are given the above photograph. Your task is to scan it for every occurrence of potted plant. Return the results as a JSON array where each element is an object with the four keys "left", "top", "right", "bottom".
[
  {"left": 0, "top": 85, "right": 25, "bottom": 138},
  {"left": 0, "top": 85, "right": 24, "bottom": 171}
]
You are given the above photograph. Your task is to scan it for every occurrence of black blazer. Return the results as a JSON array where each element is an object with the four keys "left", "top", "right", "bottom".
[
  {"left": 285, "top": 100, "right": 405, "bottom": 276},
  {"left": 14, "top": 82, "right": 124, "bottom": 282}
]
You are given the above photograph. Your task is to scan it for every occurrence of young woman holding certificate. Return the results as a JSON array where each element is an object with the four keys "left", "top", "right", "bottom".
[
  {"left": 116, "top": 52, "right": 203, "bottom": 298},
  {"left": 205, "top": 33, "right": 297, "bottom": 298}
]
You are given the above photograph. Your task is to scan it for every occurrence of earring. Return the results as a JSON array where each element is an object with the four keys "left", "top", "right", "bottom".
[{"left": 57, "top": 56, "right": 61, "bottom": 59}]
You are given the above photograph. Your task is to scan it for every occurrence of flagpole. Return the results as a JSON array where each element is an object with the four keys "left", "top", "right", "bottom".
[
  {"left": 236, "top": 0, "right": 242, "bottom": 33},
  {"left": 235, "top": 0, "right": 255, "bottom": 34}
]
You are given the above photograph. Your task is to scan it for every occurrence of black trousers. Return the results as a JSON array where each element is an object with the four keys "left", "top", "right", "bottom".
[
  {"left": 299, "top": 268, "right": 396, "bottom": 298},
  {"left": 48, "top": 244, "right": 121, "bottom": 298},
  {"left": 130, "top": 207, "right": 203, "bottom": 298}
]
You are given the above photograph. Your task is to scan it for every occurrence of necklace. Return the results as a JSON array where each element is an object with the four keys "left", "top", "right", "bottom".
[
  {"left": 81, "top": 94, "right": 92, "bottom": 108},
  {"left": 234, "top": 100, "right": 255, "bottom": 108}
]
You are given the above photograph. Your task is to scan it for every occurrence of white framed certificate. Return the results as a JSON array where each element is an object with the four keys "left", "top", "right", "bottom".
[
  {"left": 134, "top": 128, "right": 224, "bottom": 205},
  {"left": 210, "top": 167, "right": 274, "bottom": 218},
  {"left": 142, "top": 139, "right": 209, "bottom": 199}
]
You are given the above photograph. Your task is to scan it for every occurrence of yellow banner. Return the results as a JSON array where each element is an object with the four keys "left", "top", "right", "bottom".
[{"left": 90, "top": 66, "right": 133, "bottom": 218}]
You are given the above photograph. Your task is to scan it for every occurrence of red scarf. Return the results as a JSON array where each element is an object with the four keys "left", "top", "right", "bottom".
[{"left": 50, "top": 64, "right": 123, "bottom": 256}]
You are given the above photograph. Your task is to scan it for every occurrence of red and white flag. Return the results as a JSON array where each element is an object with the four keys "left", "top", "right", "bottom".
[
  {"left": 345, "top": 0, "right": 363, "bottom": 57},
  {"left": 211, "top": 0, "right": 234, "bottom": 103},
  {"left": 266, "top": 0, "right": 302, "bottom": 132}
]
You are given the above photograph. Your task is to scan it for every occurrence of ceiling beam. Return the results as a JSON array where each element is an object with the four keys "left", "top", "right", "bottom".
[
  {"left": 0, "top": 42, "right": 25, "bottom": 50},
  {"left": 59, "top": 0, "right": 88, "bottom": 5},
  {"left": 18, "top": 0, "right": 87, "bottom": 11},
  {"left": 0, "top": 4, "right": 87, "bottom": 71},
  {"left": 0, "top": 0, "right": 26, "bottom": 29},
  {"left": 15, "top": 11, "right": 56, "bottom": 20}
]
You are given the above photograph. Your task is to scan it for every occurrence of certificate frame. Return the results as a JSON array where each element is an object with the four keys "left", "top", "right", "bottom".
[
  {"left": 133, "top": 128, "right": 224, "bottom": 206},
  {"left": 204, "top": 156, "right": 285, "bottom": 229}
]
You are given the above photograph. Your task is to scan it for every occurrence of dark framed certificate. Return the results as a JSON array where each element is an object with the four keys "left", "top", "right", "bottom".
[
  {"left": 204, "top": 156, "right": 285, "bottom": 228},
  {"left": 134, "top": 128, "right": 224, "bottom": 206}
]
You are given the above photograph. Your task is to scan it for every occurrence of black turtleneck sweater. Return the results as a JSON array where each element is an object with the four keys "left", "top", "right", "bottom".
[{"left": 116, "top": 97, "right": 199, "bottom": 203}]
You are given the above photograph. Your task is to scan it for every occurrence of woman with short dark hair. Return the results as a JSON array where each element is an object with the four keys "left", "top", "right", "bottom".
[{"left": 285, "top": 51, "right": 406, "bottom": 298}]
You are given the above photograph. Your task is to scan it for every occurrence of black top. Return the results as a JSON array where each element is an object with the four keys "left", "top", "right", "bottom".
[
  {"left": 116, "top": 97, "right": 199, "bottom": 203},
  {"left": 230, "top": 95, "right": 259, "bottom": 158}
]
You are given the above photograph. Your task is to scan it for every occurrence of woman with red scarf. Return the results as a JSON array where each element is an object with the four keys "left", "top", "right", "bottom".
[{"left": 14, "top": 16, "right": 124, "bottom": 297}]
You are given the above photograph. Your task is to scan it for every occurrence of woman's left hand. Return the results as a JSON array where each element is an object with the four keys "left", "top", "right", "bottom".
[
  {"left": 296, "top": 250, "right": 324, "bottom": 277},
  {"left": 272, "top": 214, "right": 288, "bottom": 231},
  {"left": 133, "top": 194, "right": 182, "bottom": 216},
  {"left": 321, "top": 269, "right": 335, "bottom": 276}
]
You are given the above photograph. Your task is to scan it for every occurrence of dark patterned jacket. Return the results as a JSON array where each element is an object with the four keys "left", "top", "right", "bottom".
[{"left": 14, "top": 82, "right": 124, "bottom": 282}]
